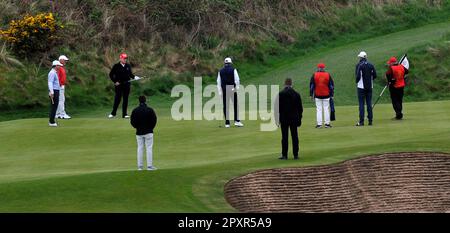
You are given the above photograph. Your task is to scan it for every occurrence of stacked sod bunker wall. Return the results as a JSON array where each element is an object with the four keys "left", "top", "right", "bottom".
[{"left": 225, "top": 152, "right": 450, "bottom": 212}]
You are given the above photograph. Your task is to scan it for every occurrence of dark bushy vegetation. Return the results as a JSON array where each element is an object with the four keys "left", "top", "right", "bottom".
[{"left": 0, "top": 0, "right": 449, "bottom": 110}]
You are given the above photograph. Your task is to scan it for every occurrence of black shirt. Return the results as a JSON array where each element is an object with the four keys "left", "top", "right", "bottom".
[
  {"left": 275, "top": 86, "right": 303, "bottom": 126},
  {"left": 109, "top": 62, "right": 135, "bottom": 84},
  {"left": 131, "top": 103, "right": 157, "bottom": 135}
]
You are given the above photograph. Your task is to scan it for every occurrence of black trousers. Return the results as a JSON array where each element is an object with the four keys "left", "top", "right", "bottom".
[
  {"left": 390, "top": 86, "right": 404, "bottom": 119},
  {"left": 281, "top": 123, "right": 299, "bottom": 158},
  {"left": 111, "top": 84, "right": 130, "bottom": 117},
  {"left": 222, "top": 87, "right": 239, "bottom": 125},
  {"left": 49, "top": 90, "right": 60, "bottom": 124}
]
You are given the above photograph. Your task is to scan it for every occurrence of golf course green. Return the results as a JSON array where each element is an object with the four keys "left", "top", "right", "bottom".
[{"left": 0, "top": 22, "right": 449, "bottom": 212}]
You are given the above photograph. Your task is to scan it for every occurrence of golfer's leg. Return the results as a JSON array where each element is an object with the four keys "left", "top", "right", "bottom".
[
  {"left": 366, "top": 89, "right": 373, "bottom": 123},
  {"left": 111, "top": 86, "right": 122, "bottom": 116},
  {"left": 233, "top": 92, "right": 239, "bottom": 122},
  {"left": 56, "top": 88, "right": 64, "bottom": 117},
  {"left": 281, "top": 124, "right": 289, "bottom": 157},
  {"left": 290, "top": 124, "right": 299, "bottom": 158},
  {"left": 145, "top": 133, "right": 154, "bottom": 168},
  {"left": 136, "top": 135, "right": 144, "bottom": 169},
  {"left": 390, "top": 87, "right": 397, "bottom": 114},
  {"left": 315, "top": 98, "right": 322, "bottom": 126},
  {"left": 398, "top": 88, "right": 404, "bottom": 118},
  {"left": 357, "top": 89, "right": 365, "bottom": 124},
  {"left": 223, "top": 88, "right": 230, "bottom": 125},
  {"left": 122, "top": 85, "right": 130, "bottom": 117},
  {"left": 49, "top": 91, "right": 59, "bottom": 124},
  {"left": 323, "top": 98, "right": 330, "bottom": 125}
]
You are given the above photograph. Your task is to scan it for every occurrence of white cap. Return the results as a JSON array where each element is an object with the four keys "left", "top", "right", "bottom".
[
  {"left": 224, "top": 57, "right": 232, "bottom": 64},
  {"left": 52, "top": 60, "right": 63, "bottom": 67},
  {"left": 358, "top": 51, "right": 367, "bottom": 58},
  {"left": 59, "top": 55, "right": 69, "bottom": 61}
]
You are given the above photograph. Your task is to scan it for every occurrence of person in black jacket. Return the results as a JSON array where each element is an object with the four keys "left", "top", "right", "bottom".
[
  {"left": 131, "top": 96, "right": 158, "bottom": 171},
  {"left": 355, "top": 51, "right": 377, "bottom": 126},
  {"left": 108, "top": 53, "right": 140, "bottom": 119},
  {"left": 275, "top": 78, "right": 303, "bottom": 160}
]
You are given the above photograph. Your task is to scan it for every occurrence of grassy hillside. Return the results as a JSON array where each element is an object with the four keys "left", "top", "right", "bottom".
[{"left": 0, "top": 0, "right": 449, "bottom": 111}]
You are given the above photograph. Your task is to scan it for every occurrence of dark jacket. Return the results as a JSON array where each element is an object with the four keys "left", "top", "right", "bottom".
[
  {"left": 355, "top": 58, "right": 377, "bottom": 90},
  {"left": 275, "top": 86, "right": 303, "bottom": 126},
  {"left": 130, "top": 103, "right": 157, "bottom": 135},
  {"left": 109, "top": 62, "right": 135, "bottom": 84}
]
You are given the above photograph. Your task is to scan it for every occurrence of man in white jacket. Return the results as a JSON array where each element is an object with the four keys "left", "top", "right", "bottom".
[{"left": 217, "top": 57, "right": 244, "bottom": 128}]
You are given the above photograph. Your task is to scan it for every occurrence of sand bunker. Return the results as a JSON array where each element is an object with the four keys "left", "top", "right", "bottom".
[{"left": 225, "top": 152, "right": 450, "bottom": 212}]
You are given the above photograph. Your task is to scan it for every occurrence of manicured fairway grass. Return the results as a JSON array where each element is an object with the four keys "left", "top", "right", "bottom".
[
  {"left": 0, "top": 100, "right": 449, "bottom": 212},
  {"left": 0, "top": 22, "right": 449, "bottom": 212}
]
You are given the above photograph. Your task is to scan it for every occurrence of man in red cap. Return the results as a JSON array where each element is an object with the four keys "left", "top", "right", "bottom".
[
  {"left": 386, "top": 56, "right": 408, "bottom": 120},
  {"left": 108, "top": 53, "right": 140, "bottom": 119},
  {"left": 310, "top": 63, "right": 334, "bottom": 128}
]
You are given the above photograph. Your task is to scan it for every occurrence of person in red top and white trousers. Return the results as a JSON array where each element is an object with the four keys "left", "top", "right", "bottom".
[
  {"left": 56, "top": 55, "right": 71, "bottom": 119},
  {"left": 386, "top": 57, "right": 408, "bottom": 120},
  {"left": 310, "top": 63, "right": 335, "bottom": 128}
]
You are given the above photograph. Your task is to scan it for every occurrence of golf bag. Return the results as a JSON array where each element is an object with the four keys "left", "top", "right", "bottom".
[{"left": 330, "top": 97, "right": 336, "bottom": 121}]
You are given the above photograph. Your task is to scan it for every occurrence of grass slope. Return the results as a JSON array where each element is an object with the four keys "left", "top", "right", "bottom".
[
  {"left": 249, "top": 21, "right": 450, "bottom": 106},
  {"left": 1, "top": 23, "right": 450, "bottom": 212}
]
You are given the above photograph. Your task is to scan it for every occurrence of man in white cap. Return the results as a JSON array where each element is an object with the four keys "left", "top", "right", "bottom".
[
  {"left": 217, "top": 57, "right": 244, "bottom": 128},
  {"left": 355, "top": 51, "right": 377, "bottom": 126},
  {"left": 56, "top": 55, "right": 71, "bottom": 119},
  {"left": 48, "top": 60, "right": 63, "bottom": 127}
]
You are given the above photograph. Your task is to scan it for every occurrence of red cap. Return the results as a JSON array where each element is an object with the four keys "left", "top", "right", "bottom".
[
  {"left": 317, "top": 63, "right": 326, "bottom": 69},
  {"left": 387, "top": 57, "right": 397, "bottom": 65},
  {"left": 120, "top": 53, "right": 128, "bottom": 59}
]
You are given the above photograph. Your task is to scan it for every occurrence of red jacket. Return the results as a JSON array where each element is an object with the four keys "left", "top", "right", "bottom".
[{"left": 57, "top": 66, "right": 67, "bottom": 86}]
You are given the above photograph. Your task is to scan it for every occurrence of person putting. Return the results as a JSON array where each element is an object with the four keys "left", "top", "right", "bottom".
[
  {"left": 386, "top": 56, "right": 408, "bottom": 120},
  {"left": 310, "top": 63, "right": 334, "bottom": 128},
  {"left": 275, "top": 78, "right": 303, "bottom": 160},
  {"left": 217, "top": 57, "right": 243, "bottom": 128},
  {"left": 48, "top": 60, "right": 63, "bottom": 127},
  {"left": 108, "top": 53, "right": 140, "bottom": 119},
  {"left": 355, "top": 51, "right": 377, "bottom": 126},
  {"left": 131, "top": 96, "right": 158, "bottom": 171}
]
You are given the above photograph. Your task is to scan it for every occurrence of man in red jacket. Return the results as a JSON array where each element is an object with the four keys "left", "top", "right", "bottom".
[
  {"left": 310, "top": 63, "right": 334, "bottom": 128},
  {"left": 386, "top": 57, "right": 408, "bottom": 120},
  {"left": 56, "top": 55, "right": 71, "bottom": 119}
]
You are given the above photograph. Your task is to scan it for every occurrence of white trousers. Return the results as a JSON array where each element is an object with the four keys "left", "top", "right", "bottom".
[
  {"left": 136, "top": 133, "right": 154, "bottom": 168},
  {"left": 315, "top": 98, "right": 330, "bottom": 125},
  {"left": 56, "top": 87, "right": 66, "bottom": 116}
]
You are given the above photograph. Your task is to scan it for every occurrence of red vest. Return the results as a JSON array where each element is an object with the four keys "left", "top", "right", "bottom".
[
  {"left": 57, "top": 66, "right": 67, "bottom": 86},
  {"left": 314, "top": 72, "right": 330, "bottom": 97},
  {"left": 391, "top": 65, "right": 405, "bottom": 88}
]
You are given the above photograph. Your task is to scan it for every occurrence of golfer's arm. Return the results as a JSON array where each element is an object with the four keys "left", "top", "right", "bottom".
[
  {"left": 48, "top": 73, "right": 54, "bottom": 94},
  {"left": 234, "top": 69, "right": 240, "bottom": 87},
  {"left": 217, "top": 72, "right": 221, "bottom": 92}
]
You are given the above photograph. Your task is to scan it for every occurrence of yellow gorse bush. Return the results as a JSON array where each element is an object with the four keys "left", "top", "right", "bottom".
[{"left": 0, "top": 13, "right": 63, "bottom": 57}]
